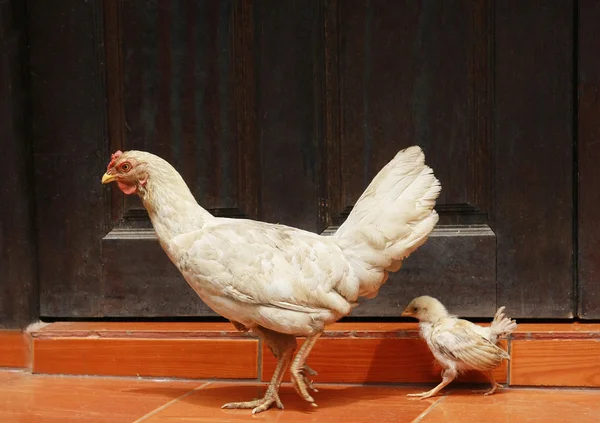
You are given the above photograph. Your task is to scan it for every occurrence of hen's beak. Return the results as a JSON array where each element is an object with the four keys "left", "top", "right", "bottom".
[{"left": 101, "top": 172, "right": 117, "bottom": 184}]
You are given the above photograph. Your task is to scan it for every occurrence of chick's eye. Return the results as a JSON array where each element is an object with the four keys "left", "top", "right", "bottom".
[
  {"left": 120, "top": 163, "right": 131, "bottom": 172},
  {"left": 412, "top": 307, "right": 418, "bottom": 312}
]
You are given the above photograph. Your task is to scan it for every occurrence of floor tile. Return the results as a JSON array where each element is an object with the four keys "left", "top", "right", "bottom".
[
  {"left": 0, "top": 370, "right": 202, "bottom": 423},
  {"left": 419, "top": 388, "right": 600, "bottom": 423},
  {"left": 142, "top": 383, "right": 435, "bottom": 422}
]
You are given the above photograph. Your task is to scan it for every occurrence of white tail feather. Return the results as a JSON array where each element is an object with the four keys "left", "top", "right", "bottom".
[
  {"left": 489, "top": 306, "right": 518, "bottom": 341},
  {"left": 334, "top": 146, "right": 441, "bottom": 298}
]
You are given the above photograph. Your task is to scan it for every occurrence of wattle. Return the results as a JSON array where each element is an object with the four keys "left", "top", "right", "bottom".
[{"left": 117, "top": 180, "right": 137, "bottom": 195}]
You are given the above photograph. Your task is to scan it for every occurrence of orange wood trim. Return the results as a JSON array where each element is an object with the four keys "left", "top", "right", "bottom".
[
  {"left": 261, "top": 338, "right": 507, "bottom": 384},
  {"left": 33, "top": 338, "right": 258, "bottom": 379},
  {"left": 5, "top": 322, "right": 599, "bottom": 386},
  {"left": 510, "top": 339, "right": 600, "bottom": 387},
  {"left": 0, "top": 331, "right": 31, "bottom": 368}
]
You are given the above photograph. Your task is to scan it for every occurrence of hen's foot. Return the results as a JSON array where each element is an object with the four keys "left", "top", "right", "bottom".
[
  {"left": 290, "top": 364, "right": 319, "bottom": 406},
  {"left": 302, "top": 365, "right": 319, "bottom": 392},
  {"left": 221, "top": 391, "right": 284, "bottom": 415},
  {"left": 484, "top": 382, "right": 503, "bottom": 396}
]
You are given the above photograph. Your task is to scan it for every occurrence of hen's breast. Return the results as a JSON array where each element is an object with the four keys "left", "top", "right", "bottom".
[{"left": 166, "top": 219, "right": 358, "bottom": 336}]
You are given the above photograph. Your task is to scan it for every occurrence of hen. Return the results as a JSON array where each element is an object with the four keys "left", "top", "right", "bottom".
[
  {"left": 101, "top": 146, "right": 441, "bottom": 413},
  {"left": 402, "top": 296, "right": 517, "bottom": 399}
]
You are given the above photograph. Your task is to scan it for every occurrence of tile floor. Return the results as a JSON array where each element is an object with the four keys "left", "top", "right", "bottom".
[{"left": 1, "top": 370, "right": 599, "bottom": 422}]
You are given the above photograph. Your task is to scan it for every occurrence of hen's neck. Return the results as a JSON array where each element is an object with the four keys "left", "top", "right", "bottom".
[{"left": 139, "top": 173, "right": 213, "bottom": 242}]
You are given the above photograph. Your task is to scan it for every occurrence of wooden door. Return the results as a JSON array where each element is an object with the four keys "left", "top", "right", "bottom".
[
  {"left": 27, "top": 0, "right": 575, "bottom": 320},
  {"left": 578, "top": 0, "right": 600, "bottom": 319}
]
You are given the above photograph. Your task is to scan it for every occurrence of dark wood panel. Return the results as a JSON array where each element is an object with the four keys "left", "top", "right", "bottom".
[
  {"left": 254, "top": 0, "right": 324, "bottom": 232},
  {"left": 102, "top": 230, "right": 206, "bottom": 316},
  {"left": 338, "top": 0, "right": 492, "bottom": 222},
  {"left": 25, "top": 0, "right": 579, "bottom": 319},
  {"left": 100, "top": 0, "right": 259, "bottom": 316},
  {"left": 0, "top": 0, "right": 38, "bottom": 328},
  {"left": 27, "top": 0, "right": 108, "bottom": 317},
  {"left": 352, "top": 226, "right": 496, "bottom": 317},
  {"left": 578, "top": 0, "right": 600, "bottom": 318},
  {"left": 494, "top": 0, "right": 574, "bottom": 318},
  {"left": 331, "top": 0, "right": 497, "bottom": 315},
  {"left": 106, "top": 0, "right": 258, "bottom": 224}
]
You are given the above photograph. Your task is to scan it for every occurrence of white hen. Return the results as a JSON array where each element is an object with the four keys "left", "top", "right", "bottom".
[{"left": 101, "top": 146, "right": 441, "bottom": 413}]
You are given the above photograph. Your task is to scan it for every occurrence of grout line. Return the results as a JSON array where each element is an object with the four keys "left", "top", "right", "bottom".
[
  {"left": 410, "top": 395, "right": 447, "bottom": 423},
  {"left": 132, "top": 381, "right": 212, "bottom": 423}
]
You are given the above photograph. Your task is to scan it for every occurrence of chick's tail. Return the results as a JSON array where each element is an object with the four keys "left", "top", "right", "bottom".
[{"left": 489, "top": 306, "right": 518, "bottom": 341}]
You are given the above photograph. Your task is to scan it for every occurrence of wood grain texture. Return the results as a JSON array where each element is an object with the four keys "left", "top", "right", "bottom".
[
  {"left": 33, "top": 337, "right": 258, "bottom": 379},
  {"left": 101, "top": 229, "right": 207, "bottom": 316},
  {"left": 0, "top": 331, "right": 30, "bottom": 368},
  {"left": 511, "top": 340, "right": 600, "bottom": 387},
  {"left": 329, "top": 0, "right": 498, "bottom": 316},
  {"left": 337, "top": 0, "right": 492, "bottom": 220},
  {"left": 27, "top": 0, "right": 107, "bottom": 317},
  {"left": 261, "top": 338, "right": 507, "bottom": 384},
  {"left": 35, "top": 321, "right": 600, "bottom": 339},
  {"left": 494, "top": 1, "right": 574, "bottom": 318},
  {"left": 25, "top": 0, "right": 584, "bottom": 320},
  {"left": 513, "top": 323, "right": 600, "bottom": 340},
  {"left": 100, "top": 0, "right": 261, "bottom": 317},
  {"left": 352, "top": 226, "right": 497, "bottom": 317},
  {"left": 255, "top": 0, "right": 323, "bottom": 232},
  {"left": 0, "top": 0, "right": 37, "bottom": 328},
  {"left": 578, "top": 0, "right": 600, "bottom": 319}
]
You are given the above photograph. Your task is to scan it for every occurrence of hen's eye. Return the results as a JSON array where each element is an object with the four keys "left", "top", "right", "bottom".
[{"left": 120, "top": 163, "right": 131, "bottom": 172}]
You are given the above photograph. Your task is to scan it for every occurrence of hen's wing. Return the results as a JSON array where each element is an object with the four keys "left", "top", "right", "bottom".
[
  {"left": 430, "top": 319, "right": 509, "bottom": 372},
  {"left": 168, "top": 218, "right": 358, "bottom": 334}
]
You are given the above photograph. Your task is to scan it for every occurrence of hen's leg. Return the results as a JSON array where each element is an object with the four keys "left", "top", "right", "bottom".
[
  {"left": 222, "top": 326, "right": 296, "bottom": 414},
  {"left": 407, "top": 368, "right": 456, "bottom": 399},
  {"left": 289, "top": 333, "right": 322, "bottom": 406},
  {"left": 484, "top": 371, "right": 502, "bottom": 396}
]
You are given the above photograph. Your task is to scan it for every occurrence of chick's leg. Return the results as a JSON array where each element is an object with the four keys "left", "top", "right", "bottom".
[
  {"left": 222, "top": 327, "right": 297, "bottom": 414},
  {"left": 407, "top": 368, "right": 457, "bottom": 399},
  {"left": 289, "top": 333, "right": 322, "bottom": 406},
  {"left": 484, "top": 371, "right": 502, "bottom": 396}
]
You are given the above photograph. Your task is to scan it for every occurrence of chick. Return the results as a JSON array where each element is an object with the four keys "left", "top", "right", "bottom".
[{"left": 402, "top": 296, "right": 517, "bottom": 399}]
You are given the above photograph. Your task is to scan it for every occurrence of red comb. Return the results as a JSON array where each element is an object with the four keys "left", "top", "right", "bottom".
[{"left": 107, "top": 150, "right": 123, "bottom": 170}]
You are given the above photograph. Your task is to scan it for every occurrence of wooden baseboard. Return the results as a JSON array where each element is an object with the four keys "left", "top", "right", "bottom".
[
  {"left": 0, "top": 331, "right": 31, "bottom": 368},
  {"left": 2, "top": 322, "right": 599, "bottom": 388}
]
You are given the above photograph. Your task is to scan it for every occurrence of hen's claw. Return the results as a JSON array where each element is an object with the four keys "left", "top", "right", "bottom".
[
  {"left": 302, "top": 365, "right": 319, "bottom": 392},
  {"left": 221, "top": 392, "right": 284, "bottom": 414},
  {"left": 291, "top": 365, "right": 318, "bottom": 406}
]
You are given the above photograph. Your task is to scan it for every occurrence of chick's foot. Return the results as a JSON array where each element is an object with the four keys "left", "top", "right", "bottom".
[{"left": 484, "top": 382, "right": 503, "bottom": 396}]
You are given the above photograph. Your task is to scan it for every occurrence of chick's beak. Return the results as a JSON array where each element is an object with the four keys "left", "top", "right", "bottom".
[
  {"left": 401, "top": 308, "right": 413, "bottom": 317},
  {"left": 101, "top": 172, "right": 117, "bottom": 184}
]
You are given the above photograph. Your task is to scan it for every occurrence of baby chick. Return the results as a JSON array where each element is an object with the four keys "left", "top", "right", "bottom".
[{"left": 402, "top": 296, "right": 517, "bottom": 399}]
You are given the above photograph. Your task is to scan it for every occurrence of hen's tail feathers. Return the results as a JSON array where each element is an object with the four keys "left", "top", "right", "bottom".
[
  {"left": 335, "top": 146, "right": 441, "bottom": 272},
  {"left": 490, "top": 306, "right": 518, "bottom": 339}
]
